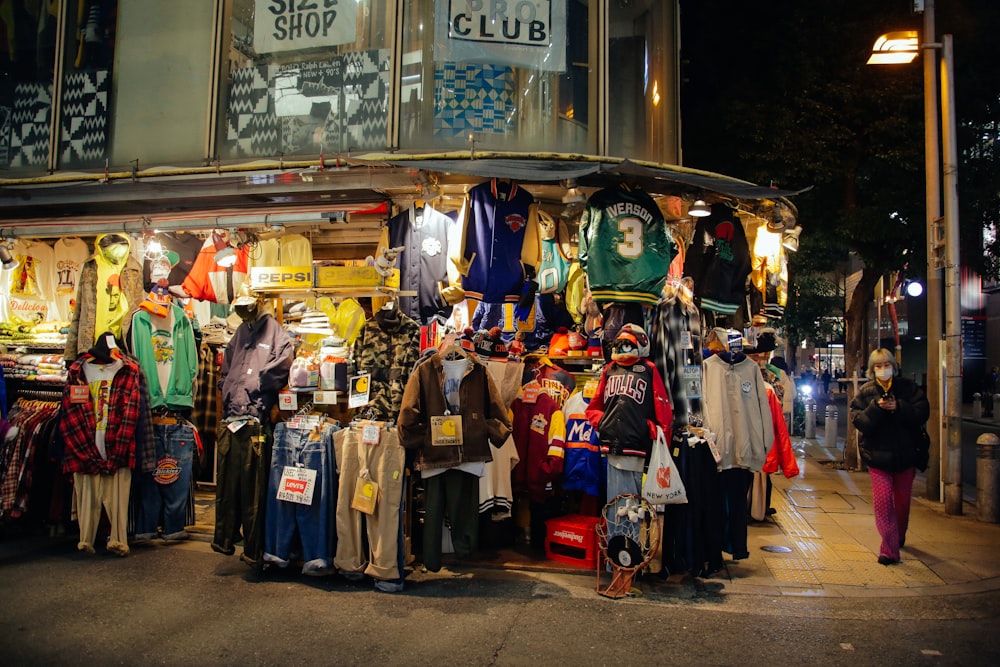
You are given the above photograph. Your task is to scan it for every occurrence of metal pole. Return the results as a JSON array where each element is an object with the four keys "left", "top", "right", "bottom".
[
  {"left": 922, "top": 0, "right": 943, "bottom": 502},
  {"left": 941, "top": 34, "right": 963, "bottom": 515}
]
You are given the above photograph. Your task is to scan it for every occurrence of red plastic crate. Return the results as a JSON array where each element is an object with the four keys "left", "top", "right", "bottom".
[{"left": 545, "top": 514, "right": 600, "bottom": 569}]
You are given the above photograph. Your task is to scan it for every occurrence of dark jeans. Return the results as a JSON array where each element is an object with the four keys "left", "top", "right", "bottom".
[
  {"left": 136, "top": 422, "right": 196, "bottom": 540},
  {"left": 720, "top": 467, "right": 753, "bottom": 560},
  {"left": 213, "top": 420, "right": 272, "bottom": 564}
]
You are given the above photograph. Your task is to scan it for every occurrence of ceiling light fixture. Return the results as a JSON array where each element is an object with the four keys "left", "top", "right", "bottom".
[
  {"left": 782, "top": 225, "right": 802, "bottom": 252},
  {"left": 214, "top": 232, "right": 237, "bottom": 268},
  {"left": 688, "top": 199, "right": 711, "bottom": 217},
  {"left": 0, "top": 244, "right": 18, "bottom": 271}
]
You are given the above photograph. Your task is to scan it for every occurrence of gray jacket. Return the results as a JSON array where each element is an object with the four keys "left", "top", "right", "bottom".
[{"left": 220, "top": 313, "right": 294, "bottom": 419}]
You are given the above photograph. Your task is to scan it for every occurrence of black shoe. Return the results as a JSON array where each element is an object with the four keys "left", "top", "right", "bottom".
[
  {"left": 766, "top": 508, "right": 777, "bottom": 516},
  {"left": 899, "top": 537, "right": 905, "bottom": 548},
  {"left": 877, "top": 555, "right": 897, "bottom": 566}
]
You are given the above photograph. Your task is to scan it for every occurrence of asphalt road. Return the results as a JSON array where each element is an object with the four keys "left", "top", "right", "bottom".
[{"left": 1, "top": 536, "right": 998, "bottom": 666}]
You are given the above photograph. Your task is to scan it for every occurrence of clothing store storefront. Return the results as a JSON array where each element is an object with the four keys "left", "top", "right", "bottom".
[{"left": 0, "top": 1, "right": 805, "bottom": 593}]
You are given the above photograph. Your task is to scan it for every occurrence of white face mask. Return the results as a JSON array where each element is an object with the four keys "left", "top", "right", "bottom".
[{"left": 875, "top": 367, "right": 893, "bottom": 382}]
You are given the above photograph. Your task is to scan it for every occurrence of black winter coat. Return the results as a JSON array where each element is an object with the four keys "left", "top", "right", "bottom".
[{"left": 849, "top": 376, "right": 930, "bottom": 472}]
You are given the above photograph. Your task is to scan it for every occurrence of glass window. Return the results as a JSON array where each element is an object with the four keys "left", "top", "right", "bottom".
[
  {"left": 54, "top": 0, "right": 118, "bottom": 171},
  {"left": 0, "top": 0, "right": 60, "bottom": 173},
  {"left": 100, "top": 0, "right": 215, "bottom": 168},
  {"left": 399, "top": 0, "right": 595, "bottom": 153},
  {"left": 606, "top": 0, "right": 679, "bottom": 163},
  {"left": 218, "top": 0, "right": 394, "bottom": 160}
]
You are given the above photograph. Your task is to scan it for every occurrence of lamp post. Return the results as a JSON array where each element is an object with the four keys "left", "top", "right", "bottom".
[{"left": 868, "top": 0, "right": 963, "bottom": 514}]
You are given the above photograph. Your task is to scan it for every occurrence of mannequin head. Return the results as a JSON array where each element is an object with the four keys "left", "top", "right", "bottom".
[
  {"left": 611, "top": 324, "right": 649, "bottom": 366},
  {"left": 233, "top": 295, "right": 263, "bottom": 323}
]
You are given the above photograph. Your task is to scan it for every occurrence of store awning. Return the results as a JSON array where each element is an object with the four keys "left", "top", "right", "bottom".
[{"left": 355, "top": 152, "right": 810, "bottom": 206}]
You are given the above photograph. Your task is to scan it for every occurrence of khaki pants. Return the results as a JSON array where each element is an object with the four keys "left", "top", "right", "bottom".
[
  {"left": 334, "top": 425, "right": 405, "bottom": 581},
  {"left": 73, "top": 468, "right": 132, "bottom": 556}
]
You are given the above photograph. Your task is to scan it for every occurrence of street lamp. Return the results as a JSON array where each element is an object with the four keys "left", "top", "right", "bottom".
[{"left": 868, "top": 1, "right": 963, "bottom": 515}]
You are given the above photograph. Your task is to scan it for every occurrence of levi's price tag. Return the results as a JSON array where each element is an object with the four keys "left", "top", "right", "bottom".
[
  {"left": 351, "top": 477, "right": 379, "bottom": 515},
  {"left": 362, "top": 423, "right": 381, "bottom": 445},
  {"left": 276, "top": 466, "right": 317, "bottom": 505},
  {"left": 278, "top": 391, "right": 297, "bottom": 411},
  {"left": 348, "top": 374, "right": 370, "bottom": 409},
  {"left": 69, "top": 385, "right": 89, "bottom": 403},
  {"left": 431, "top": 415, "right": 464, "bottom": 446}
]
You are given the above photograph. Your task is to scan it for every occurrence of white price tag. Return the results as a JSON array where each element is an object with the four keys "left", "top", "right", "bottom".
[
  {"left": 278, "top": 391, "right": 297, "bottom": 411},
  {"left": 313, "top": 391, "right": 338, "bottom": 405},
  {"left": 276, "top": 466, "right": 317, "bottom": 505},
  {"left": 680, "top": 330, "right": 693, "bottom": 350},
  {"left": 362, "top": 424, "right": 381, "bottom": 445}
]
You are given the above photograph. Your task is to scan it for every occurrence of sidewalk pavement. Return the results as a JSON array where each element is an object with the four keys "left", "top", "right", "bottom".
[{"left": 698, "top": 437, "right": 1000, "bottom": 598}]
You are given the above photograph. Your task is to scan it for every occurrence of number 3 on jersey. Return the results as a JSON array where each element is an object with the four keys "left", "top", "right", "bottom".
[{"left": 617, "top": 218, "right": 643, "bottom": 258}]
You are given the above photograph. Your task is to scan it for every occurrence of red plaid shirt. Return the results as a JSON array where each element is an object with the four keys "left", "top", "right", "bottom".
[{"left": 60, "top": 355, "right": 143, "bottom": 475}]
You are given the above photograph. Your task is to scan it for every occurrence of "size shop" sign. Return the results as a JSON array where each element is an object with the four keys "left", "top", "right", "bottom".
[{"left": 253, "top": 0, "right": 358, "bottom": 54}]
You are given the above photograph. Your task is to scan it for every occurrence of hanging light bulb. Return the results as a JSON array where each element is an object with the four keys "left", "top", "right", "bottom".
[
  {"left": 688, "top": 199, "right": 711, "bottom": 217},
  {"left": 782, "top": 225, "right": 802, "bottom": 252},
  {"left": 214, "top": 232, "right": 237, "bottom": 268}
]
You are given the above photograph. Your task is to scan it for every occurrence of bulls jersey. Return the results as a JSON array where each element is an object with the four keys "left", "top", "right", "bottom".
[
  {"left": 578, "top": 183, "right": 677, "bottom": 306},
  {"left": 586, "top": 358, "right": 672, "bottom": 459},
  {"left": 456, "top": 179, "right": 540, "bottom": 303}
]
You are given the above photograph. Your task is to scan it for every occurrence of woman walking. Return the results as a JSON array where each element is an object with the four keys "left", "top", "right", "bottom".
[{"left": 849, "top": 349, "right": 930, "bottom": 565}]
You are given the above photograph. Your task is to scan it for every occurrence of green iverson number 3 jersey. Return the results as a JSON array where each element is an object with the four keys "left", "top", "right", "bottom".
[{"left": 578, "top": 183, "right": 677, "bottom": 306}]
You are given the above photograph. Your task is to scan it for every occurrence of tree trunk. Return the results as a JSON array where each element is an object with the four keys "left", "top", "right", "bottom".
[{"left": 843, "top": 266, "right": 881, "bottom": 469}]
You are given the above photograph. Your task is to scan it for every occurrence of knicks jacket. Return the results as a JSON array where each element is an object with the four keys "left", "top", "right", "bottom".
[
  {"left": 454, "top": 179, "right": 540, "bottom": 303},
  {"left": 586, "top": 358, "right": 673, "bottom": 459},
  {"left": 578, "top": 183, "right": 677, "bottom": 306}
]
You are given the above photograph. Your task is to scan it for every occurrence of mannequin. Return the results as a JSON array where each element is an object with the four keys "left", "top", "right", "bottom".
[
  {"left": 65, "top": 233, "right": 145, "bottom": 360},
  {"left": 130, "top": 280, "right": 199, "bottom": 542},
  {"left": 60, "top": 330, "right": 145, "bottom": 556},
  {"left": 398, "top": 344, "right": 511, "bottom": 572},
  {"left": 586, "top": 324, "right": 673, "bottom": 501},
  {"left": 212, "top": 293, "right": 293, "bottom": 565}
]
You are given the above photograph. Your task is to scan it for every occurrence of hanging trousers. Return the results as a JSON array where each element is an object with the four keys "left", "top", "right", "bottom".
[
  {"left": 334, "top": 425, "right": 406, "bottom": 581},
  {"left": 720, "top": 467, "right": 753, "bottom": 560},
  {"left": 421, "top": 468, "right": 480, "bottom": 573},
  {"left": 135, "top": 422, "right": 196, "bottom": 540},
  {"left": 73, "top": 468, "right": 131, "bottom": 556},
  {"left": 213, "top": 420, "right": 272, "bottom": 565},
  {"left": 264, "top": 422, "right": 338, "bottom": 575}
]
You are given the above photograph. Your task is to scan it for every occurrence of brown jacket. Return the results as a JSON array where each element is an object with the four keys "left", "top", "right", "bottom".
[
  {"left": 398, "top": 353, "right": 512, "bottom": 471},
  {"left": 65, "top": 254, "right": 145, "bottom": 359}
]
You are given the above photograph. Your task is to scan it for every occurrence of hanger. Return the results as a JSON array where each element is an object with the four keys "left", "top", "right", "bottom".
[{"left": 440, "top": 343, "right": 469, "bottom": 361}]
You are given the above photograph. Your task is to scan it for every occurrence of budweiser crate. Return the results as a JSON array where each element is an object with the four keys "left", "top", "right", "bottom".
[{"left": 544, "top": 514, "right": 600, "bottom": 569}]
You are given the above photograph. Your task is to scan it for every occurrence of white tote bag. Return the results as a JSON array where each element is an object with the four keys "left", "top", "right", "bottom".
[{"left": 643, "top": 426, "right": 688, "bottom": 505}]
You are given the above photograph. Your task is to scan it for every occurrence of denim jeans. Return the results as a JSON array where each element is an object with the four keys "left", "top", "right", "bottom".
[
  {"left": 213, "top": 420, "right": 271, "bottom": 564},
  {"left": 263, "top": 422, "right": 338, "bottom": 575},
  {"left": 135, "top": 422, "right": 195, "bottom": 540}
]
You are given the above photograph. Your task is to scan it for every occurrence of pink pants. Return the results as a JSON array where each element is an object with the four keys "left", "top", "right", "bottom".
[{"left": 869, "top": 466, "right": 915, "bottom": 560}]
